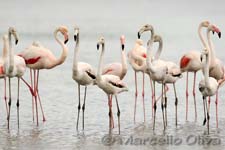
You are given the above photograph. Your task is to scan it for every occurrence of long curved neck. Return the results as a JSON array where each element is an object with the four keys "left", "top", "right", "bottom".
[
  {"left": 121, "top": 47, "right": 127, "bottom": 78},
  {"left": 204, "top": 53, "right": 210, "bottom": 86},
  {"left": 73, "top": 33, "right": 79, "bottom": 73},
  {"left": 48, "top": 30, "right": 68, "bottom": 69},
  {"left": 154, "top": 40, "right": 163, "bottom": 60},
  {"left": 207, "top": 30, "right": 216, "bottom": 65},
  {"left": 198, "top": 24, "right": 208, "bottom": 48},
  {"left": 2, "top": 37, "right": 8, "bottom": 59},
  {"left": 97, "top": 43, "right": 105, "bottom": 79},
  {"left": 146, "top": 39, "right": 157, "bottom": 73},
  {"left": 8, "top": 31, "right": 14, "bottom": 73}
]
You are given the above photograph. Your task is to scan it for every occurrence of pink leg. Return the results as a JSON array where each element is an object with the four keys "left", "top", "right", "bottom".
[
  {"left": 36, "top": 70, "right": 46, "bottom": 122},
  {"left": 4, "top": 78, "right": 9, "bottom": 116},
  {"left": 193, "top": 72, "right": 197, "bottom": 121},
  {"left": 30, "top": 69, "right": 35, "bottom": 122},
  {"left": 110, "top": 95, "right": 114, "bottom": 128},
  {"left": 108, "top": 95, "right": 113, "bottom": 131},
  {"left": 149, "top": 77, "right": 154, "bottom": 118},
  {"left": 215, "top": 90, "right": 219, "bottom": 128},
  {"left": 208, "top": 97, "right": 211, "bottom": 113},
  {"left": 142, "top": 72, "right": 146, "bottom": 122},
  {"left": 134, "top": 71, "right": 138, "bottom": 123},
  {"left": 34, "top": 70, "right": 39, "bottom": 126},
  {"left": 186, "top": 72, "right": 189, "bottom": 121}
]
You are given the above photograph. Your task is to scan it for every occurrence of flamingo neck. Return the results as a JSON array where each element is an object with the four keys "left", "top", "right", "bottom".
[
  {"left": 48, "top": 30, "right": 68, "bottom": 69},
  {"left": 8, "top": 31, "right": 14, "bottom": 73},
  {"left": 97, "top": 43, "right": 105, "bottom": 79},
  {"left": 146, "top": 39, "right": 157, "bottom": 73},
  {"left": 207, "top": 30, "right": 216, "bottom": 66},
  {"left": 198, "top": 24, "right": 207, "bottom": 48},
  {"left": 154, "top": 39, "right": 163, "bottom": 60},
  {"left": 2, "top": 35, "right": 9, "bottom": 59},
  {"left": 121, "top": 47, "right": 127, "bottom": 79},
  {"left": 204, "top": 53, "right": 210, "bottom": 87},
  {"left": 73, "top": 33, "right": 80, "bottom": 73}
]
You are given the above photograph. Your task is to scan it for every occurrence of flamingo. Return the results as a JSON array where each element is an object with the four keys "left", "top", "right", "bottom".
[
  {"left": 72, "top": 26, "right": 96, "bottom": 130},
  {"left": 128, "top": 24, "right": 155, "bottom": 123},
  {"left": 3, "top": 27, "right": 26, "bottom": 129},
  {"left": 96, "top": 36, "right": 128, "bottom": 134},
  {"left": 199, "top": 48, "right": 218, "bottom": 134},
  {"left": 18, "top": 26, "right": 69, "bottom": 126},
  {"left": 206, "top": 24, "right": 224, "bottom": 128},
  {"left": 180, "top": 21, "right": 210, "bottom": 121},
  {"left": 145, "top": 35, "right": 168, "bottom": 130},
  {"left": 0, "top": 35, "right": 9, "bottom": 117}
]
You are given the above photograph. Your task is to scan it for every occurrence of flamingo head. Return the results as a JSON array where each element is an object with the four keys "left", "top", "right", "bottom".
[
  {"left": 97, "top": 36, "right": 105, "bottom": 50},
  {"left": 120, "top": 35, "right": 125, "bottom": 50},
  {"left": 153, "top": 34, "right": 162, "bottom": 43},
  {"left": 8, "top": 27, "right": 19, "bottom": 45},
  {"left": 138, "top": 24, "right": 154, "bottom": 39},
  {"left": 58, "top": 26, "right": 69, "bottom": 44},
  {"left": 200, "top": 21, "right": 210, "bottom": 28},
  {"left": 211, "top": 24, "right": 221, "bottom": 38},
  {"left": 2, "top": 34, "right": 8, "bottom": 42},
  {"left": 74, "top": 25, "right": 79, "bottom": 41}
]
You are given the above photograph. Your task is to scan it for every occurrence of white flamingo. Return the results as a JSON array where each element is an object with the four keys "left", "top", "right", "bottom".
[
  {"left": 179, "top": 21, "right": 210, "bottom": 121},
  {"left": 3, "top": 27, "right": 26, "bottom": 129},
  {"left": 96, "top": 36, "right": 128, "bottom": 134},
  {"left": 72, "top": 26, "right": 96, "bottom": 130}
]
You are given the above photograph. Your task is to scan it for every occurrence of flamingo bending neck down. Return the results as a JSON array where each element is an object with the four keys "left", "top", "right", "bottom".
[
  {"left": 180, "top": 21, "right": 210, "bottom": 121},
  {"left": 96, "top": 36, "right": 128, "bottom": 134},
  {"left": 18, "top": 26, "right": 69, "bottom": 126},
  {"left": 3, "top": 27, "right": 27, "bottom": 129},
  {"left": 72, "top": 26, "right": 96, "bottom": 130}
]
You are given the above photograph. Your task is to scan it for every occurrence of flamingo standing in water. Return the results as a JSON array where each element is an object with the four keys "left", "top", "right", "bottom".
[
  {"left": 3, "top": 27, "right": 26, "bottom": 129},
  {"left": 18, "top": 26, "right": 69, "bottom": 126},
  {"left": 72, "top": 26, "right": 96, "bottom": 130},
  {"left": 206, "top": 24, "right": 224, "bottom": 128},
  {"left": 128, "top": 24, "right": 155, "bottom": 123},
  {"left": 102, "top": 35, "right": 127, "bottom": 128},
  {"left": 180, "top": 21, "right": 210, "bottom": 121},
  {"left": 96, "top": 36, "right": 128, "bottom": 134},
  {"left": 0, "top": 35, "right": 9, "bottom": 117}
]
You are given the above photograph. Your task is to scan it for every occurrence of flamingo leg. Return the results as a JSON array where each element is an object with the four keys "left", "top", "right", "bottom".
[
  {"left": 115, "top": 95, "right": 121, "bottom": 134},
  {"left": 36, "top": 70, "right": 46, "bottom": 122},
  {"left": 193, "top": 72, "right": 197, "bottom": 121},
  {"left": 108, "top": 94, "right": 112, "bottom": 133},
  {"left": 34, "top": 70, "right": 39, "bottom": 126},
  {"left": 164, "top": 84, "right": 168, "bottom": 127},
  {"left": 202, "top": 96, "right": 207, "bottom": 126},
  {"left": 142, "top": 72, "right": 146, "bottom": 122},
  {"left": 82, "top": 86, "right": 87, "bottom": 130},
  {"left": 76, "top": 84, "right": 81, "bottom": 130},
  {"left": 7, "top": 77, "right": 12, "bottom": 129},
  {"left": 173, "top": 83, "right": 178, "bottom": 126},
  {"left": 149, "top": 76, "right": 154, "bottom": 118},
  {"left": 185, "top": 72, "right": 189, "bottom": 121},
  {"left": 134, "top": 71, "right": 138, "bottom": 123},
  {"left": 208, "top": 97, "right": 211, "bottom": 113},
  {"left": 110, "top": 95, "right": 114, "bottom": 128},
  {"left": 30, "top": 69, "right": 35, "bottom": 122},
  {"left": 4, "top": 77, "right": 9, "bottom": 117},
  {"left": 16, "top": 78, "right": 20, "bottom": 129},
  {"left": 215, "top": 90, "right": 219, "bottom": 128},
  {"left": 205, "top": 96, "right": 210, "bottom": 134},
  {"left": 161, "top": 84, "right": 165, "bottom": 130},
  {"left": 153, "top": 81, "right": 157, "bottom": 130}
]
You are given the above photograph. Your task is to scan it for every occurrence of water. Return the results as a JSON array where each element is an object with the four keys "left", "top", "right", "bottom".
[{"left": 1, "top": 0, "right": 225, "bottom": 149}]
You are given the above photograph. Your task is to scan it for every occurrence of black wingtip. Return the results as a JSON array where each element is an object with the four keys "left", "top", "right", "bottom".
[{"left": 97, "top": 44, "right": 99, "bottom": 50}]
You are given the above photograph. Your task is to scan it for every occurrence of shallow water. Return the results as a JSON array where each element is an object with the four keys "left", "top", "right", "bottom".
[{"left": 1, "top": 0, "right": 225, "bottom": 149}]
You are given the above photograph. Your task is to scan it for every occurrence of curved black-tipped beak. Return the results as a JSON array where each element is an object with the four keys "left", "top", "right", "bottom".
[
  {"left": 212, "top": 31, "right": 215, "bottom": 34},
  {"left": 15, "top": 39, "right": 18, "bottom": 45},
  {"left": 218, "top": 32, "right": 221, "bottom": 38},
  {"left": 200, "top": 55, "right": 203, "bottom": 62},
  {"left": 137, "top": 32, "right": 141, "bottom": 39},
  {"left": 64, "top": 39, "right": 69, "bottom": 44},
  {"left": 121, "top": 44, "right": 125, "bottom": 50},
  {"left": 74, "top": 35, "right": 77, "bottom": 41},
  {"left": 97, "top": 44, "right": 100, "bottom": 50}
]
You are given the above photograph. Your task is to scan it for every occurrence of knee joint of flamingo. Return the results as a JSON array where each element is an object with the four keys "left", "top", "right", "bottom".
[
  {"left": 4, "top": 96, "right": 7, "bottom": 100},
  {"left": 82, "top": 105, "right": 85, "bottom": 111},
  {"left": 215, "top": 101, "right": 218, "bottom": 105},
  {"left": 186, "top": 92, "right": 189, "bottom": 97},
  {"left": 154, "top": 103, "right": 157, "bottom": 110},
  {"left": 16, "top": 101, "right": 19, "bottom": 107},
  {"left": 161, "top": 103, "right": 164, "bottom": 110},
  {"left": 175, "top": 98, "right": 178, "bottom": 106},
  {"left": 78, "top": 104, "right": 81, "bottom": 110},
  {"left": 207, "top": 114, "right": 210, "bottom": 120},
  {"left": 142, "top": 91, "right": 144, "bottom": 97},
  {"left": 108, "top": 112, "right": 111, "bottom": 117},
  {"left": 135, "top": 92, "right": 138, "bottom": 97},
  {"left": 117, "top": 110, "right": 120, "bottom": 117},
  {"left": 8, "top": 100, "right": 11, "bottom": 106},
  {"left": 192, "top": 91, "right": 196, "bottom": 96}
]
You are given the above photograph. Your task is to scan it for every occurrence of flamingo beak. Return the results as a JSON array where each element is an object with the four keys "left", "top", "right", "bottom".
[
  {"left": 218, "top": 32, "right": 221, "bottom": 38},
  {"left": 212, "top": 31, "right": 215, "bottom": 34},
  {"left": 97, "top": 44, "right": 100, "bottom": 50},
  {"left": 74, "top": 35, "right": 77, "bottom": 41},
  {"left": 138, "top": 32, "right": 141, "bottom": 39},
  {"left": 121, "top": 44, "right": 125, "bottom": 50},
  {"left": 15, "top": 39, "right": 18, "bottom": 45},
  {"left": 64, "top": 34, "right": 69, "bottom": 44}
]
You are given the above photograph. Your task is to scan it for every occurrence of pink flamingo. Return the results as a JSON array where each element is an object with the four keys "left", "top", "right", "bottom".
[
  {"left": 102, "top": 35, "right": 127, "bottom": 128},
  {"left": 180, "top": 21, "right": 210, "bottom": 121},
  {"left": 206, "top": 24, "right": 224, "bottom": 128},
  {"left": 72, "top": 26, "right": 96, "bottom": 130},
  {"left": 3, "top": 27, "right": 27, "bottom": 129},
  {"left": 96, "top": 36, "right": 128, "bottom": 134},
  {"left": 18, "top": 26, "right": 69, "bottom": 126}
]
